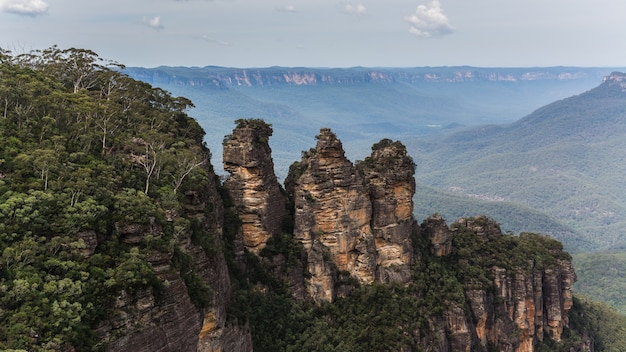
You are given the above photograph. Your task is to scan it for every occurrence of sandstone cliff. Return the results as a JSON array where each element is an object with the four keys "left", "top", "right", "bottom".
[
  {"left": 223, "top": 119, "right": 287, "bottom": 255},
  {"left": 98, "top": 122, "right": 586, "bottom": 352},
  {"left": 99, "top": 162, "right": 253, "bottom": 352},
  {"left": 420, "top": 215, "right": 581, "bottom": 352}
]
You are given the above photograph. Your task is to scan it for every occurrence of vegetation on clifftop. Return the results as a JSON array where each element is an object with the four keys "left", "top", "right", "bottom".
[{"left": 0, "top": 47, "right": 215, "bottom": 351}]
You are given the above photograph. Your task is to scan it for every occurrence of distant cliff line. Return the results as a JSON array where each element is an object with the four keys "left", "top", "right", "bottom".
[{"left": 125, "top": 66, "right": 620, "bottom": 88}]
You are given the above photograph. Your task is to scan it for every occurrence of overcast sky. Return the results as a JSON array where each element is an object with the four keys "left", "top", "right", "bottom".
[{"left": 1, "top": 0, "right": 624, "bottom": 68}]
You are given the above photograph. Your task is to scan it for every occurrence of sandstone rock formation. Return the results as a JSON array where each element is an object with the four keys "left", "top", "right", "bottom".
[
  {"left": 421, "top": 214, "right": 455, "bottom": 256},
  {"left": 283, "top": 129, "right": 420, "bottom": 302},
  {"left": 223, "top": 119, "right": 287, "bottom": 254},
  {"left": 286, "top": 128, "right": 376, "bottom": 302},
  {"left": 102, "top": 162, "right": 253, "bottom": 352},
  {"left": 358, "top": 139, "right": 416, "bottom": 283},
  {"left": 420, "top": 215, "right": 579, "bottom": 352},
  {"left": 99, "top": 124, "right": 584, "bottom": 352}
]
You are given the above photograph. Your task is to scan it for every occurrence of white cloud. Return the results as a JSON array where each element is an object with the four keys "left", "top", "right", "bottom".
[
  {"left": 142, "top": 16, "right": 164, "bottom": 29},
  {"left": 344, "top": 2, "right": 366, "bottom": 16},
  {"left": 0, "top": 0, "right": 48, "bottom": 16},
  {"left": 277, "top": 4, "right": 298, "bottom": 13},
  {"left": 404, "top": 0, "right": 454, "bottom": 38}
]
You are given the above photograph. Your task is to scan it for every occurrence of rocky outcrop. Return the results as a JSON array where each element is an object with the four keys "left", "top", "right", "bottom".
[
  {"left": 223, "top": 119, "right": 287, "bottom": 254},
  {"left": 602, "top": 71, "right": 626, "bottom": 90},
  {"left": 421, "top": 213, "right": 454, "bottom": 256},
  {"left": 100, "top": 219, "right": 205, "bottom": 352},
  {"left": 283, "top": 130, "right": 420, "bottom": 301},
  {"left": 101, "top": 273, "right": 202, "bottom": 352},
  {"left": 452, "top": 217, "right": 503, "bottom": 239},
  {"left": 358, "top": 139, "right": 416, "bottom": 283},
  {"left": 287, "top": 128, "right": 376, "bottom": 302},
  {"left": 101, "top": 161, "right": 252, "bottom": 352},
  {"left": 420, "top": 215, "right": 579, "bottom": 352},
  {"left": 95, "top": 123, "right": 585, "bottom": 352}
]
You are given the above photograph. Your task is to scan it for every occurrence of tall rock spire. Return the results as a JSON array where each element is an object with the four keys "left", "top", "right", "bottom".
[
  {"left": 358, "top": 138, "right": 416, "bottom": 283},
  {"left": 222, "top": 119, "right": 287, "bottom": 254},
  {"left": 287, "top": 128, "right": 376, "bottom": 302}
]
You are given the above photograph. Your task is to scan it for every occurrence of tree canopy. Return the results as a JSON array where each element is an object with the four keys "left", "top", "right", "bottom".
[{"left": 0, "top": 47, "right": 213, "bottom": 351}]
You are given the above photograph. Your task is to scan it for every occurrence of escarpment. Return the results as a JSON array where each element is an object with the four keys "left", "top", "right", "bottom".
[
  {"left": 104, "top": 122, "right": 582, "bottom": 352},
  {"left": 101, "top": 163, "right": 253, "bottom": 352}
]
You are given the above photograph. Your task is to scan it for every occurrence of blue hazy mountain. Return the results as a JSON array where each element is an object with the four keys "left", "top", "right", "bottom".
[{"left": 412, "top": 72, "right": 626, "bottom": 251}]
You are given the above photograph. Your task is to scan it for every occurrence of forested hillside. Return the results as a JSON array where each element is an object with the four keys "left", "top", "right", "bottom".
[
  {"left": 0, "top": 47, "right": 222, "bottom": 351},
  {"left": 413, "top": 73, "right": 626, "bottom": 251},
  {"left": 1, "top": 47, "right": 626, "bottom": 352}
]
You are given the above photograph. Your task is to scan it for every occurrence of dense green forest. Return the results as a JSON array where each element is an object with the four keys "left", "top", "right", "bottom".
[
  {"left": 1, "top": 47, "right": 626, "bottom": 351},
  {"left": 0, "top": 47, "right": 214, "bottom": 351},
  {"left": 573, "top": 251, "right": 626, "bottom": 314},
  {"left": 412, "top": 183, "right": 589, "bottom": 252}
]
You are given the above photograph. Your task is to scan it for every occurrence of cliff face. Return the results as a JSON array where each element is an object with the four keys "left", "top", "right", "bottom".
[
  {"left": 420, "top": 215, "right": 580, "bottom": 352},
  {"left": 101, "top": 164, "right": 253, "bottom": 352},
  {"left": 280, "top": 129, "right": 418, "bottom": 302},
  {"left": 99, "top": 221, "right": 202, "bottom": 352},
  {"left": 126, "top": 66, "right": 605, "bottom": 89},
  {"left": 223, "top": 120, "right": 287, "bottom": 254},
  {"left": 100, "top": 123, "right": 583, "bottom": 352}
]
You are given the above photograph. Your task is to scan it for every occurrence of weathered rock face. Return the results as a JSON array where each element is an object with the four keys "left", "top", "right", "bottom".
[
  {"left": 223, "top": 120, "right": 287, "bottom": 254},
  {"left": 101, "top": 219, "right": 205, "bottom": 352},
  {"left": 421, "top": 214, "right": 454, "bottom": 256},
  {"left": 287, "top": 128, "right": 376, "bottom": 302},
  {"left": 358, "top": 139, "right": 416, "bottom": 283},
  {"left": 420, "top": 215, "right": 580, "bottom": 352},
  {"left": 284, "top": 131, "right": 419, "bottom": 301},
  {"left": 182, "top": 188, "right": 253, "bottom": 352},
  {"left": 101, "top": 162, "right": 252, "bottom": 352},
  {"left": 101, "top": 272, "right": 202, "bottom": 352}
]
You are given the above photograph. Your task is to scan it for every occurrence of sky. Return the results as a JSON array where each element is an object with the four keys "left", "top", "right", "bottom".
[{"left": 1, "top": 0, "right": 625, "bottom": 68}]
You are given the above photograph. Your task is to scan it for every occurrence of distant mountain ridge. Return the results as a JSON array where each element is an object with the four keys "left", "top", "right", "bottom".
[{"left": 127, "top": 66, "right": 616, "bottom": 88}]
